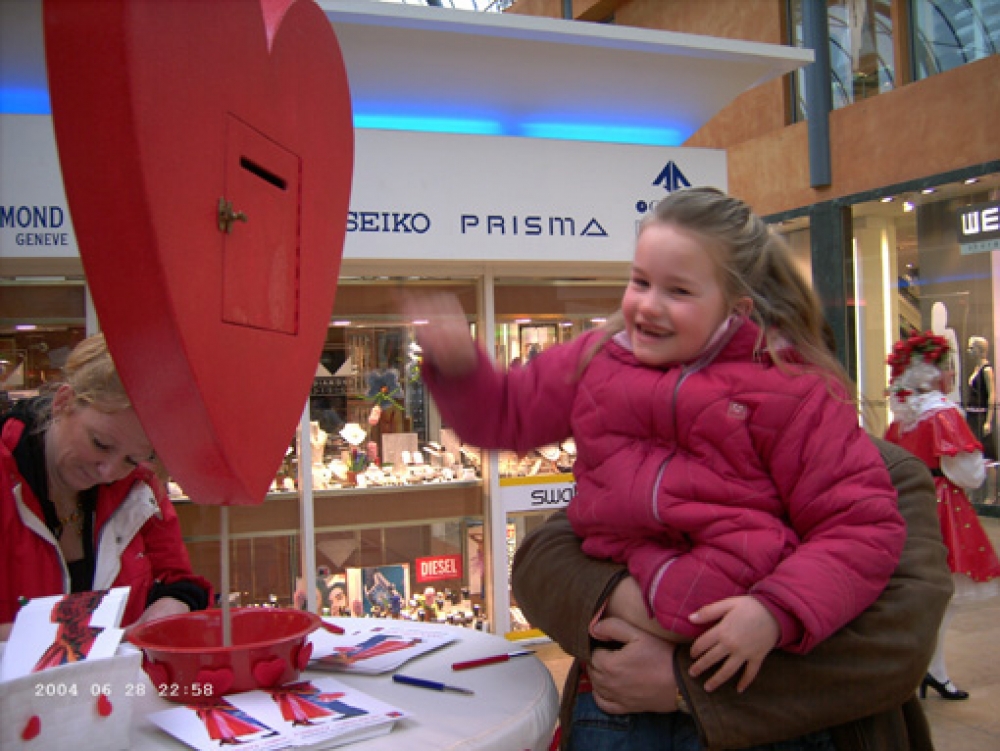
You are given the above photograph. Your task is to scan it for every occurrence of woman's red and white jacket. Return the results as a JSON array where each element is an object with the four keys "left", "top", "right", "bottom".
[{"left": 1, "top": 417, "right": 212, "bottom": 626}]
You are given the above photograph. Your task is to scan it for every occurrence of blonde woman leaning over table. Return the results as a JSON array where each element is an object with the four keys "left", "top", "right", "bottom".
[{"left": 0, "top": 334, "right": 211, "bottom": 639}]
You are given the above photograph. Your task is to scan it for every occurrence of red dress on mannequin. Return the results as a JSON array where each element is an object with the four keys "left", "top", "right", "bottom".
[{"left": 886, "top": 402, "right": 1000, "bottom": 588}]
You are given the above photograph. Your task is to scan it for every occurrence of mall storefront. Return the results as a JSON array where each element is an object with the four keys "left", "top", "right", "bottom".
[
  {"left": 773, "top": 162, "right": 1000, "bottom": 513},
  {"left": 2, "top": 119, "right": 730, "bottom": 635}
]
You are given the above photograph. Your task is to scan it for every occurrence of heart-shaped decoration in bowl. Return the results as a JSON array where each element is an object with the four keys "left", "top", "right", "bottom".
[
  {"left": 129, "top": 608, "right": 322, "bottom": 702},
  {"left": 43, "top": 0, "right": 354, "bottom": 506}
]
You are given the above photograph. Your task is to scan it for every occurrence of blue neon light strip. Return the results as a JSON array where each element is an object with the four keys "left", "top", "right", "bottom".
[
  {"left": 1, "top": 89, "right": 685, "bottom": 146},
  {"left": 352, "top": 113, "right": 686, "bottom": 146},
  {"left": 0, "top": 87, "right": 51, "bottom": 115},
  {"left": 352, "top": 113, "right": 504, "bottom": 136},
  {"left": 521, "top": 122, "right": 685, "bottom": 146}
]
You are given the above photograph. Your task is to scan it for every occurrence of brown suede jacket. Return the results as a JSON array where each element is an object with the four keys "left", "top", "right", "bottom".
[{"left": 512, "top": 437, "right": 953, "bottom": 751}]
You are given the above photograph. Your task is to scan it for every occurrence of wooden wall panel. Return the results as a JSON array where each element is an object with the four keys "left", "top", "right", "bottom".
[{"left": 730, "top": 54, "right": 1000, "bottom": 215}]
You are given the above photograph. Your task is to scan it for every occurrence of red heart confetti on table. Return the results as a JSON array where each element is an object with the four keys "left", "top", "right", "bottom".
[
  {"left": 21, "top": 715, "right": 41, "bottom": 741},
  {"left": 43, "top": 0, "right": 354, "bottom": 505},
  {"left": 253, "top": 656, "right": 287, "bottom": 687},
  {"left": 196, "top": 666, "right": 236, "bottom": 696},
  {"left": 96, "top": 694, "right": 114, "bottom": 717}
]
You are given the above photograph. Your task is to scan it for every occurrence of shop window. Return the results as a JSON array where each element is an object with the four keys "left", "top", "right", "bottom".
[
  {"left": 0, "top": 282, "right": 86, "bottom": 405},
  {"left": 789, "top": 0, "right": 895, "bottom": 119},
  {"left": 850, "top": 171, "right": 1000, "bottom": 506},
  {"left": 174, "top": 275, "right": 630, "bottom": 632},
  {"left": 911, "top": 0, "right": 1000, "bottom": 79},
  {"left": 172, "top": 276, "right": 490, "bottom": 627},
  {"left": 492, "top": 278, "right": 625, "bottom": 632}
]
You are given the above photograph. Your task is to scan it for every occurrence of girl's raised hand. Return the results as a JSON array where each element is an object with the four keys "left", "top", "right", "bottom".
[{"left": 402, "top": 292, "right": 478, "bottom": 378}]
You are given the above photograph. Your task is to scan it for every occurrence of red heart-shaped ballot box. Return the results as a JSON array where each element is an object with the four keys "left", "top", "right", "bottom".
[{"left": 43, "top": 0, "right": 354, "bottom": 505}]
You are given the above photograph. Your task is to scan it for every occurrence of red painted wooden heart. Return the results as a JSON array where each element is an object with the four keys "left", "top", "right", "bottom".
[{"left": 43, "top": 0, "right": 353, "bottom": 504}]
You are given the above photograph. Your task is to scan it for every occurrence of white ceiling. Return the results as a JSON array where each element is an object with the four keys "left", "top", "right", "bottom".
[
  {"left": 1, "top": 0, "right": 811, "bottom": 143},
  {"left": 320, "top": 0, "right": 813, "bottom": 142}
]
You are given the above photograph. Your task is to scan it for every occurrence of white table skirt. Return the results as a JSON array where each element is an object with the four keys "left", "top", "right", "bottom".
[{"left": 129, "top": 618, "right": 559, "bottom": 751}]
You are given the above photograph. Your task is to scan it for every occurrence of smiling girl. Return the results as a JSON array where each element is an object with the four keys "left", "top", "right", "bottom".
[{"left": 408, "top": 188, "right": 904, "bottom": 723}]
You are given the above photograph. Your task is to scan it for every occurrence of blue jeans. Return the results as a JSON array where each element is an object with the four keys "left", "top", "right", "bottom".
[{"left": 568, "top": 692, "right": 836, "bottom": 751}]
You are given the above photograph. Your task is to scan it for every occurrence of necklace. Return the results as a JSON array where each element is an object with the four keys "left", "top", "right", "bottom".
[{"left": 55, "top": 499, "right": 85, "bottom": 538}]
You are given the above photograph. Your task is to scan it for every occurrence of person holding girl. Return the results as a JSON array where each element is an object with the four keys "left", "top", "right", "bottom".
[
  {"left": 408, "top": 186, "right": 906, "bottom": 750},
  {"left": 884, "top": 330, "right": 1000, "bottom": 700},
  {"left": 512, "top": 436, "right": 950, "bottom": 750}
]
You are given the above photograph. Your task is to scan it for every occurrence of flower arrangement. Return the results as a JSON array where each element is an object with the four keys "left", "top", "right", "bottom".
[
  {"left": 887, "top": 330, "right": 952, "bottom": 403},
  {"left": 339, "top": 423, "right": 369, "bottom": 474},
  {"left": 887, "top": 330, "right": 951, "bottom": 379},
  {"left": 348, "top": 446, "right": 367, "bottom": 473},
  {"left": 366, "top": 369, "right": 403, "bottom": 425}
]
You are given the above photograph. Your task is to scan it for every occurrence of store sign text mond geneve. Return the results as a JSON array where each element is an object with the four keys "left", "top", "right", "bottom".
[
  {"left": 0, "top": 205, "right": 71, "bottom": 247},
  {"left": 958, "top": 200, "right": 1000, "bottom": 254},
  {"left": 347, "top": 210, "right": 608, "bottom": 238}
]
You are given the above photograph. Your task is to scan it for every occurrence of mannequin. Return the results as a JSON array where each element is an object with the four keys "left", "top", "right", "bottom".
[
  {"left": 966, "top": 336, "right": 996, "bottom": 462},
  {"left": 931, "top": 302, "right": 962, "bottom": 404},
  {"left": 309, "top": 420, "right": 329, "bottom": 489},
  {"left": 885, "top": 331, "right": 1000, "bottom": 699}
]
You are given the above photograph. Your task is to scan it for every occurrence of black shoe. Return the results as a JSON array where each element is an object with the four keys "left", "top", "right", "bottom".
[{"left": 919, "top": 674, "right": 970, "bottom": 700}]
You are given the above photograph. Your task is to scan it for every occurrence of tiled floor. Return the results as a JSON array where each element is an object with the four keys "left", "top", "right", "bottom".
[
  {"left": 921, "top": 515, "right": 1000, "bottom": 750},
  {"left": 536, "top": 516, "right": 1000, "bottom": 750}
]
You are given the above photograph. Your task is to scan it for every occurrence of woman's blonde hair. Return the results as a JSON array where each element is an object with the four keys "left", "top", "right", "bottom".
[
  {"left": 26, "top": 333, "right": 130, "bottom": 430},
  {"left": 62, "top": 333, "right": 132, "bottom": 413},
  {"left": 594, "top": 187, "right": 853, "bottom": 394}
]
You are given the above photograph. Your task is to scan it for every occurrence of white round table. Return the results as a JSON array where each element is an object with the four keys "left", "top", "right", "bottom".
[{"left": 129, "top": 618, "right": 559, "bottom": 751}]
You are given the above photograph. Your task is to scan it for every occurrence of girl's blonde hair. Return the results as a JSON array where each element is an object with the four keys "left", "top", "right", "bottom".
[{"left": 596, "top": 187, "right": 853, "bottom": 394}]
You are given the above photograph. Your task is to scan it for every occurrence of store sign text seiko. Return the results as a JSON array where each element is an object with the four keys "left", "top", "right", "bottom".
[
  {"left": 346, "top": 209, "right": 608, "bottom": 238},
  {"left": 347, "top": 211, "right": 431, "bottom": 234},
  {"left": 958, "top": 200, "right": 1000, "bottom": 254}
]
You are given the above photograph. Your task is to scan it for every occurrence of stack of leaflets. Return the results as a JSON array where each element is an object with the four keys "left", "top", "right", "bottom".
[
  {"left": 308, "top": 621, "right": 456, "bottom": 675},
  {"left": 1, "top": 587, "right": 130, "bottom": 680},
  {"left": 148, "top": 676, "right": 409, "bottom": 750}
]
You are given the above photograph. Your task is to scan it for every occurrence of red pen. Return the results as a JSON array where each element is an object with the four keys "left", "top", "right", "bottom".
[{"left": 451, "top": 649, "right": 534, "bottom": 671}]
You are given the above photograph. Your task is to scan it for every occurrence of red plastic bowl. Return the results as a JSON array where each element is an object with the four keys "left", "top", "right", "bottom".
[{"left": 128, "top": 608, "right": 321, "bottom": 702}]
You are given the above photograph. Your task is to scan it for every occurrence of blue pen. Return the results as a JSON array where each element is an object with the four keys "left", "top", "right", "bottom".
[{"left": 392, "top": 673, "right": 475, "bottom": 695}]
